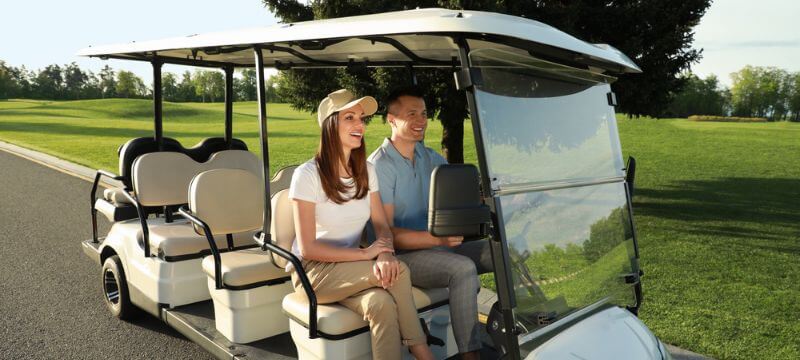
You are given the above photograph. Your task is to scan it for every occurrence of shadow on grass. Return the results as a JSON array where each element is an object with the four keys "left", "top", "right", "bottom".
[
  {"left": 0, "top": 121, "right": 316, "bottom": 140},
  {"left": 635, "top": 177, "right": 800, "bottom": 254}
]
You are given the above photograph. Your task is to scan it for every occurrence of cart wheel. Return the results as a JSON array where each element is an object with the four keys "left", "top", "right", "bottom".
[{"left": 102, "top": 255, "right": 138, "bottom": 320}]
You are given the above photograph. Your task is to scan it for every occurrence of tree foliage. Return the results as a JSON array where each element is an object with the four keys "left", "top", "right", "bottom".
[
  {"left": 0, "top": 59, "right": 282, "bottom": 103},
  {"left": 666, "top": 73, "right": 729, "bottom": 118},
  {"left": 730, "top": 66, "right": 795, "bottom": 120},
  {"left": 262, "top": 0, "right": 711, "bottom": 162}
]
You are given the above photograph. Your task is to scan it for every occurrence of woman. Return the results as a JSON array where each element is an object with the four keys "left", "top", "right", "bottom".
[{"left": 287, "top": 89, "right": 434, "bottom": 360}]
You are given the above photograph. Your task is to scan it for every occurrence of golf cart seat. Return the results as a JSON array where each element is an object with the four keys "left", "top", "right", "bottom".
[
  {"left": 131, "top": 150, "right": 263, "bottom": 260},
  {"left": 183, "top": 168, "right": 293, "bottom": 343},
  {"left": 93, "top": 137, "right": 249, "bottom": 224},
  {"left": 281, "top": 287, "right": 449, "bottom": 337}
]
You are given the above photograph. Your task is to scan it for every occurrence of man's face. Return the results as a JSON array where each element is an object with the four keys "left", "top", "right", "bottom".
[{"left": 388, "top": 95, "right": 428, "bottom": 143}]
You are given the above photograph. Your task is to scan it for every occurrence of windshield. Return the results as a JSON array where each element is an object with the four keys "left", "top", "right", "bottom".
[{"left": 469, "top": 49, "right": 637, "bottom": 352}]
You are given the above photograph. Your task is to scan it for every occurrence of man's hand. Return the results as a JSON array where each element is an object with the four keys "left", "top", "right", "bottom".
[
  {"left": 373, "top": 253, "right": 400, "bottom": 289},
  {"left": 437, "top": 235, "right": 464, "bottom": 248}
]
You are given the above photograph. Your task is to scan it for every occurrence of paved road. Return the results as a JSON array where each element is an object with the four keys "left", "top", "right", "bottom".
[{"left": 0, "top": 149, "right": 213, "bottom": 360}]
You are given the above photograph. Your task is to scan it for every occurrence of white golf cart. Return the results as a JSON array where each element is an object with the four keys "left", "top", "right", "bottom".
[{"left": 80, "top": 8, "right": 671, "bottom": 360}]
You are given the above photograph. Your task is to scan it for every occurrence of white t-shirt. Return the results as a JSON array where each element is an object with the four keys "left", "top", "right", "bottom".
[{"left": 288, "top": 159, "right": 379, "bottom": 262}]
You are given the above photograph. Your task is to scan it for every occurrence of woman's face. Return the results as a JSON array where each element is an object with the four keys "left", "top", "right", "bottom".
[{"left": 336, "top": 104, "right": 367, "bottom": 151}]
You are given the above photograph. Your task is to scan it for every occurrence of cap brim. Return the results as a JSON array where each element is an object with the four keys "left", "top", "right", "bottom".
[{"left": 336, "top": 96, "right": 378, "bottom": 117}]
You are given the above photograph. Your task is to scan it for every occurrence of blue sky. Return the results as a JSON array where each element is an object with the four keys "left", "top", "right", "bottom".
[{"left": 1, "top": 0, "right": 797, "bottom": 88}]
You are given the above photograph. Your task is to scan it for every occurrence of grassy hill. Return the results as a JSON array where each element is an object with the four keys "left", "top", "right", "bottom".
[{"left": 2, "top": 98, "right": 799, "bottom": 359}]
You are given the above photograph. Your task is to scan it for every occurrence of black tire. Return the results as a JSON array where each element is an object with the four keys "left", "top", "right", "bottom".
[{"left": 102, "top": 255, "right": 138, "bottom": 320}]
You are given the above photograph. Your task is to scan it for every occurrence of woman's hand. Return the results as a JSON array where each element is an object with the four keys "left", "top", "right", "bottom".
[
  {"left": 373, "top": 252, "right": 400, "bottom": 289},
  {"left": 363, "top": 240, "right": 394, "bottom": 260}
]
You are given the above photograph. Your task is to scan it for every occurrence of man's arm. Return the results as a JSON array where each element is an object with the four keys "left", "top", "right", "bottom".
[{"left": 383, "top": 203, "right": 463, "bottom": 250}]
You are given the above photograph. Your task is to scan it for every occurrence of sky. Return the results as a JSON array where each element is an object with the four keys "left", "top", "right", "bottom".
[{"left": 1, "top": 0, "right": 798, "bottom": 88}]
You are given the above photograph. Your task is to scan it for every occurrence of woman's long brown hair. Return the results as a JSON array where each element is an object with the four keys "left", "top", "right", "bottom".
[{"left": 315, "top": 112, "right": 369, "bottom": 204}]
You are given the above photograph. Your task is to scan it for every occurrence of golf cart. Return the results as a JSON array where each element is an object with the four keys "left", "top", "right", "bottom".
[{"left": 79, "top": 8, "right": 670, "bottom": 360}]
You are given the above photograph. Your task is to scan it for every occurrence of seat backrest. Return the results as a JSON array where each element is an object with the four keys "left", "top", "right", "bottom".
[
  {"left": 118, "top": 137, "right": 248, "bottom": 189},
  {"left": 428, "top": 164, "right": 489, "bottom": 237},
  {"left": 270, "top": 165, "right": 299, "bottom": 196},
  {"left": 189, "top": 169, "right": 264, "bottom": 235},
  {"left": 270, "top": 189, "right": 295, "bottom": 268},
  {"left": 132, "top": 150, "right": 261, "bottom": 207}
]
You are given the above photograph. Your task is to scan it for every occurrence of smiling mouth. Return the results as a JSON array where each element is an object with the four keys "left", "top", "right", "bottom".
[{"left": 349, "top": 132, "right": 363, "bottom": 138}]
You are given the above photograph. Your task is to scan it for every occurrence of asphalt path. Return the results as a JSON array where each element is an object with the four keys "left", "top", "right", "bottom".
[{"left": 0, "top": 149, "right": 213, "bottom": 360}]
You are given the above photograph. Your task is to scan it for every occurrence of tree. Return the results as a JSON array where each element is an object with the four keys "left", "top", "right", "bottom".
[
  {"left": 0, "top": 60, "right": 18, "bottom": 99},
  {"left": 82, "top": 71, "right": 103, "bottom": 99},
  {"left": 32, "top": 64, "right": 63, "bottom": 100},
  {"left": 116, "top": 70, "right": 145, "bottom": 98},
  {"left": 162, "top": 72, "right": 179, "bottom": 102},
  {"left": 788, "top": 73, "right": 800, "bottom": 122},
  {"left": 193, "top": 70, "right": 225, "bottom": 102},
  {"left": 666, "top": 73, "right": 729, "bottom": 117},
  {"left": 235, "top": 68, "right": 258, "bottom": 101},
  {"left": 98, "top": 65, "right": 116, "bottom": 98},
  {"left": 263, "top": 0, "right": 711, "bottom": 163},
  {"left": 176, "top": 71, "right": 197, "bottom": 102},
  {"left": 63, "top": 62, "right": 88, "bottom": 100},
  {"left": 730, "top": 66, "right": 793, "bottom": 120}
]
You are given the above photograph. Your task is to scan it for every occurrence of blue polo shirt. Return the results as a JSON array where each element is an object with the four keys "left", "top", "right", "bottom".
[{"left": 368, "top": 138, "right": 448, "bottom": 231}]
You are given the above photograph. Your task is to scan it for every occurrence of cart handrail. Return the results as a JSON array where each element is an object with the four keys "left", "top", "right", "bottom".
[
  {"left": 177, "top": 206, "right": 224, "bottom": 289},
  {"left": 90, "top": 169, "right": 124, "bottom": 243},
  {"left": 254, "top": 231, "right": 320, "bottom": 339}
]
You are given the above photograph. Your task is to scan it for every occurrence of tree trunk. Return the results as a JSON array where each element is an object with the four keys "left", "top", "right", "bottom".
[{"left": 438, "top": 82, "right": 468, "bottom": 164}]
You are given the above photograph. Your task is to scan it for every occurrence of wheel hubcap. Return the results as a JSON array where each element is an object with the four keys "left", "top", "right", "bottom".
[{"left": 104, "top": 268, "right": 120, "bottom": 305}]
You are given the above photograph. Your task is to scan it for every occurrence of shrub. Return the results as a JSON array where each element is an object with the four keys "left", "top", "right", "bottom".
[{"left": 688, "top": 115, "right": 768, "bottom": 122}]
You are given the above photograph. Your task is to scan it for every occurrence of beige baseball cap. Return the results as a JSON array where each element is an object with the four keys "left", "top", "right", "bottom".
[{"left": 317, "top": 89, "right": 378, "bottom": 127}]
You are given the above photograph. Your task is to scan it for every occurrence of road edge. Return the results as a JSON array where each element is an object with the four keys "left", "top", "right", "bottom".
[{"left": 0, "top": 140, "right": 122, "bottom": 188}]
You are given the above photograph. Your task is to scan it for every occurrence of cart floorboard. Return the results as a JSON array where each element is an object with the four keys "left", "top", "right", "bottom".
[{"left": 163, "top": 301, "right": 297, "bottom": 360}]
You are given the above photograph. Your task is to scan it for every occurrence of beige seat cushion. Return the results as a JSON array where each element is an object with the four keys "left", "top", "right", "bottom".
[
  {"left": 103, "top": 188, "right": 132, "bottom": 204},
  {"left": 201, "top": 248, "right": 288, "bottom": 287},
  {"left": 133, "top": 150, "right": 262, "bottom": 207},
  {"left": 148, "top": 220, "right": 256, "bottom": 259},
  {"left": 282, "top": 286, "right": 450, "bottom": 336}
]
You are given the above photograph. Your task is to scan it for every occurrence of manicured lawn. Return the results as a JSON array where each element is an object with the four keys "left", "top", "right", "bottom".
[
  {"left": 1, "top": 99, "right": 798, "bottom": 359},
  {"left": 0, "top": 99, "right": 476, "bottom": 176},
  {"left": 618, "top": 117, "right": 800, "bottom": 360}
]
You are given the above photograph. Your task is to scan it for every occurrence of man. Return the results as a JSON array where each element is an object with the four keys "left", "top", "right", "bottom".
[{"left": 368, "top": 87, "right": 493, "bottom": 360}]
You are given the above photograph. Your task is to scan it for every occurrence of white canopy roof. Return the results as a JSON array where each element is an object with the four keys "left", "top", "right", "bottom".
[{"left": 77, "top": 8, "right": 640, "bottom": 73}]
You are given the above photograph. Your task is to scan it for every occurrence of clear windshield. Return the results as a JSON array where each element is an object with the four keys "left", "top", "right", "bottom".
[{"left": 469, "top": 49, "right": 637, "bottom": 350}]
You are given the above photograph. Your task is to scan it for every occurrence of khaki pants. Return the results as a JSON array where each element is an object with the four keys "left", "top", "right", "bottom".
[{"left": 292, "top": 260, "right": 426, "bottom": 360}]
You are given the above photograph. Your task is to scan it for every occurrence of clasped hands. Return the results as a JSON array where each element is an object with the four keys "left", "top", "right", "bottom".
[{"left": 366, "top": 236, "right": 399, "bottom": 289}]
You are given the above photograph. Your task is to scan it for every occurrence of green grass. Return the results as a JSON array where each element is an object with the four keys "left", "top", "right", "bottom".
[
  {"left": 2, "top": 99, "right": 799, "bottom": 359},
  {"left": 0, "top": 99, "right": 475, "bottom": 176},
  {"left": 618, "top": 117, "right": 800, "bottom": 360}
]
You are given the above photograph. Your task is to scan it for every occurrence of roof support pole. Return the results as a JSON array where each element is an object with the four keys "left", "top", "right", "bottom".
[
  {"left": 224, "top": 65, "right": 234, "bottom": 148},
  {"left": 253, "top": 47, "right": 272, "bottom": 241},
  {"left": 152, "top": 60, "right": 163, "bottom": 150},
  {"left": 455, "top": 37, "right": 522, "bottom": 360},
  {"left": 406, "top": 64, "right": 418, "bottom": 86}
]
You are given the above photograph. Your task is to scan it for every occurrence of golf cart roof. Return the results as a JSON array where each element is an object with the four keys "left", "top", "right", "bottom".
[{"left": 77, "top": 8, "right": 640, "bottom": 74}]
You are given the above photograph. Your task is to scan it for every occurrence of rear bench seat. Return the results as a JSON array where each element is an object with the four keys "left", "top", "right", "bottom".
[
  {"left": 131, "top": 150, "right": 263, "bottom": 260},
  {"left": 94, "top": 137, "right": 248, "bottom": 224}
]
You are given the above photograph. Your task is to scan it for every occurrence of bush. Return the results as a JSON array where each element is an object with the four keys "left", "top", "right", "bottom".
[{"left": 688, "top": 115, "right": 768, "bottom": 122}]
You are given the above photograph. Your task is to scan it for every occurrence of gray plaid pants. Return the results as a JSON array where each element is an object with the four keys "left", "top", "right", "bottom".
[{"left": 397, "top": 239, "right": 493, "bottom": 354}]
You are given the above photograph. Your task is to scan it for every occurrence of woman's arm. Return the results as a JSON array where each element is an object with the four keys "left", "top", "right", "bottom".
[
  {"left": 293, "top": 198, "right": 392, "bottom": 262},
  {"left": 370, "top": 191, "right": 400, "bottom": 288},
  {"left": 369, "top": 192, "right": 395, "bottom": 248}
]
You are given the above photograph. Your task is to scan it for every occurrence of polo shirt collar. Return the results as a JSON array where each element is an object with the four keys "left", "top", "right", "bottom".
[{"left": 382, "top": 138, "right": 425, "bottom": 162}]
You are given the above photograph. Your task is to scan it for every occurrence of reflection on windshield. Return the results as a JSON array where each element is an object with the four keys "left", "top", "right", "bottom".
[
  {"left": 474, "top": 83, "right": 624, "bottom": 188},
  {"left": 499, "top": 183, "right": 636, "bottom": 334}
]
